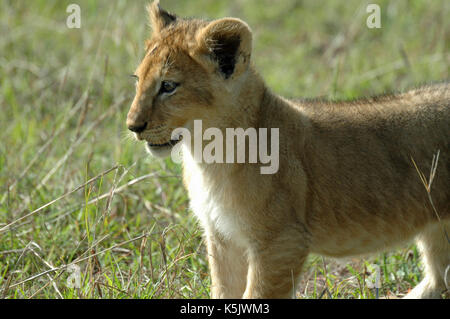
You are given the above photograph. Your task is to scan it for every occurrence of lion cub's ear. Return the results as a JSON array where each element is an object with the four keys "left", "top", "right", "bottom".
[
  {"left": 194, "top": 18, "right": 252, "bottom": 79},
  {"left": 147, "top": 0, "right": 176, "bottom": 33}
]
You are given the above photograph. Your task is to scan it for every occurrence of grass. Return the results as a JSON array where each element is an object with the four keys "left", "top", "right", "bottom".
[{"left": 0, "top": 0, "right": 448, "bottom": 299}]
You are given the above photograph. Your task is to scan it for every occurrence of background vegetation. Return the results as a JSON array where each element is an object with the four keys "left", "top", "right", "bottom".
[{"left": 0, "top": 0, "right": 448, "bottom": 298}]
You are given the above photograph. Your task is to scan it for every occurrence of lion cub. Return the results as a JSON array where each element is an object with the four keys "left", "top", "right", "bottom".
[{"left": 127, "top": 1, "right": 449, "bottom": 298}]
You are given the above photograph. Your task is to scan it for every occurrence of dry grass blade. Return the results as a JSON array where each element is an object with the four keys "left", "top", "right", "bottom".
[
  {"left": 4, "top": 172, "right": 162, "bottom": 233},
  {"left": 36, "top": 96, "right": 126, "bottom": 191},
  {"left": 25, "top": 243, "right": 64, "bottom": 299},
  {"left": 4, "top": 232, "right": 156, "bottom": 290},
  {"left": 411, "top": 150, "right": 450, "bottom": 243},
  {"left": 90, "top": 172, "right": 159, "bottom": 206},
  {"left": 0, "top": 165, "right": 120, "bottom": 233},
  {"left": 0, "top": 92, "right": 89, "bottom": 205}
]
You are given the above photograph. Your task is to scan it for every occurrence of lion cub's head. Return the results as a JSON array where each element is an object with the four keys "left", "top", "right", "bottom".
[{"left": 126, "top": 1, "right": 254, "bottom": 158}]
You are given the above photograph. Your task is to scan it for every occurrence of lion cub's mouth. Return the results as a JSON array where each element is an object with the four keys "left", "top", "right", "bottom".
[{"left": 147, "top": 137, "right": 182, "bottom": 148}]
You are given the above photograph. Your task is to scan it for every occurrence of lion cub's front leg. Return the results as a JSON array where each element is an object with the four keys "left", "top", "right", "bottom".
[
  {"left": 243, "top": 228, "right": 309, "bottom": 299},
  {"left": 205, "top": 230, "right": 248, "bottom": 298}
]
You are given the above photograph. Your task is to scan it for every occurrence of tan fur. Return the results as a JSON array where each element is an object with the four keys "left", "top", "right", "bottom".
[{"left": 127, "top": 1, "right": 450, "bottom": 298}]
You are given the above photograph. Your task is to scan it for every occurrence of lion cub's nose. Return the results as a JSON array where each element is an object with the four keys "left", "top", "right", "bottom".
[{"left": 127, "top": 122, "right": 148, "bottom": 133}]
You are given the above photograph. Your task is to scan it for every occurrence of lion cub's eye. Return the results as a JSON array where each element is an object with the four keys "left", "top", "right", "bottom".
[{"left": 159, "top": 81, "right": 179, "bottom": 95}]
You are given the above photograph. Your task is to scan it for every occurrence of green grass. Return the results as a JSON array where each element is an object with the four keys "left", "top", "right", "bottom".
[{"left": 0, "top": 0, "right": 448, "bottom": 299}]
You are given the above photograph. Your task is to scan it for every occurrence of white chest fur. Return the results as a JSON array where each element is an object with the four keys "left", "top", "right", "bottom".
[{"left": 183, "top": 148, "right": 248, "bottom": 246}]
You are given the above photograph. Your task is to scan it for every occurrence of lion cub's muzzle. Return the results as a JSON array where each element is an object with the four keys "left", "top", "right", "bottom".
[{"left": 129, "top": 123, "right": 183, "bottom": 158}]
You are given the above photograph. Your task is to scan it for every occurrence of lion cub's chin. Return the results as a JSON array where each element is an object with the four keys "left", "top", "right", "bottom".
[{"left": 145, "top": 143, "right": 173, "bottom": 158}]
